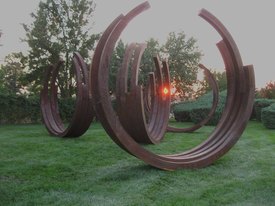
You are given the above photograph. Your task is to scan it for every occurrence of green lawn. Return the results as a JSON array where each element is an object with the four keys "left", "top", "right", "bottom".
[{"left": 0, "top": 121, "right": 274, "bottom": 206}]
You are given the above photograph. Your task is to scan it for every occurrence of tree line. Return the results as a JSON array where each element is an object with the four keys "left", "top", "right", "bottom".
[{"left": 2, "top": 0, "right": 271, "bottom": 102}]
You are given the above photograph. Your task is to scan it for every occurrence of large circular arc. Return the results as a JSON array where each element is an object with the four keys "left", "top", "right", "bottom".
[
  {"left": 166, "top": 63, "right": 219, "bottom": 133},
  {"left": 90, "top": 2, "right": 254, "bottom": 170}
]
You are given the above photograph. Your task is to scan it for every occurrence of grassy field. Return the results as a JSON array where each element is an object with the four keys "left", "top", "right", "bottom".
[{"left": 0, "top": 121, "right": 274, "bottom": 206}]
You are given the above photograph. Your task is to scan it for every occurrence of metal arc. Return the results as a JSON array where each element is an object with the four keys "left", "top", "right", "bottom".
[
  {"left": 167, "top": 63, "right": 219, "bottom": 133},
  {"left": 90, "top": 2, "right": 255, "bottom": 170},
  {"left": 41, "top": 52, "right": 94, "bottom": 137}
]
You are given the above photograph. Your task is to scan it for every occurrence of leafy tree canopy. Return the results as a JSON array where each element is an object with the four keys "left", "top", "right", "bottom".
[
  {"left": 22, "top": 0, "right": 99, "bottom": 97},
  {"left": 161, "top": 32, "right": 202, "bottom": 99},
  {"left": 0, "top": 52, "right": 28, "bottom": 95}
]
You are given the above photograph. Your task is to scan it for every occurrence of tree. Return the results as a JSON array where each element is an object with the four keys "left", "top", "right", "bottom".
[
  {"left": 139, "top": 38, "right": 161, "bottom": 84},
  {"left": 22, "top": 0, "right": 99, "bottom": 97},
  {"left": 108, "top": 33, "right": 202, "bottom": 100},
  {"left": 161, "top": 32, "right": 202, "bottom": 99},
  {"left": 197, "top": 69, "right": 227, "bottom": 96},
  {"left": 0, "top": 52, "right": 28, "bottom": 94},
  {"left": 109, "top": 38, "right": 161, "bottom": 94},
  {"left": 258, "top": 81, "right": 275, "bottom": 99}
]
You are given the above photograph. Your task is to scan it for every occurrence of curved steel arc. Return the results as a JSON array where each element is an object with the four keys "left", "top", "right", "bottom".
[
  {"left": 41, "top": 52, "right": 94, "bottom": 137},
  {"left": 90, "top": 1, "right": 255, "bottom": 170},
  {"left": 143, "top": 72, "right": 156, "bottom": 121},
  {"left": 116, "top": 43, "right": 170, "bottom": 144},
  {"left": 167, "top": 64, "right": 219, "bottom": 133}
]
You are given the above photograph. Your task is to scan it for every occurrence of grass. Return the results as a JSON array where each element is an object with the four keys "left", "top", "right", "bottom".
[{"left": 0, "top": 120, "right": 274, "bottom": 206}]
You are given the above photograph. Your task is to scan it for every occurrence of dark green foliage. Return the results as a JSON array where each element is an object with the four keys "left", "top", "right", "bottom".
[
  {"left": 0, "top": 93, "right": 40, "bottom": 124},
  {"left": 140, "top": 38, "right": 161, "bottom": 85},
  {"left": 208, "top": 99, "right": 226, "bottom": 125},
  {"left": 174, "top": 110, "right": 192, "bottom": 122},
  {"left": 0, "top": 93, "right": 75, "bottom": 124},
  {"left": 198, "top": 69, "right": 227, "bottom": 97},
  {"left": 58, "top": 97, "right": 76, "bottom": 122},
  {"left": 254, "top": 99, "right": 275, "bottom": 121},
  {"left": 109, "top": 34, "right": 202, "bottom": 100},
  {"left": 0, "top": 52, "right": 28, "bottom": 95},
  {"left": 174, "top": 90, "right": 227, "bottom": 126},
  {"left": 250, "top": 102, "right": 257, "bottom": 120},
  {"left": 161, "top": 32, "right": 202, "bottom": 99},
  {"left": 261, "top": 103, "right": 275, "bottom": 129},
  {"left": 22, "top": 0, "right": 99, "bottom": 97},
  {"left": 190, "top": 107, "right": 210, "bottom": 124},
  {"left": 190, "top": 91, "right": 227, "bottom": 126},
  {"left": 173, "top": 101, "right": 194, "bottom": 122},
  {"left": 110, "top": 39, "right": 126, "bottom": 94}
]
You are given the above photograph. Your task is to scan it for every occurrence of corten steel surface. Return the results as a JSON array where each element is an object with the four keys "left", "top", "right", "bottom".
[
  {"left": 41, "top": 52, "right": 93, "bottom": 137},
  {"left": 167, "top": 63, "right": 219, "bottom": 133},
  {"left": 90, "top": 1, "right": 255, "bottom": 170},
  {"left": 116, "top": 43, "right": 171, "bottom": 144},
  {"left": 143, "top": 72, "right": 156, "bottom": 120}
]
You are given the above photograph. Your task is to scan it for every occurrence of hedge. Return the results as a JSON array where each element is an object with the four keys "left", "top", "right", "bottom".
[
  {"left": 0, "top": 93, "right": 76, "bottom": 124},
  {"left": 173, "top": 101, "right": 194, "bottom": 122},
  {"left": 254, "top": 99, "right": 275, "bottom": 121},
  {"left": 173, "top": 90, "right": 227, "bottom": 126},
  {"left": 0, "top": 94, "right": 40, "bottom": 124},
  {"left": 189, "top": 107, "right": 210, "bottom": 124},
  {"left": 261, "top": 103, "right": 275, "bottom": 129}
]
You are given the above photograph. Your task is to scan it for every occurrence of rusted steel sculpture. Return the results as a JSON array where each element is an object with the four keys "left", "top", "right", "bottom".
[
  {"left": 41, "top": 52, "right": 93, "bottom": 137},
  {"left": 143, "top": 72, "right": 156, "bottom": 119},
  {"left": 90, "top": 1, "right": 255, "bottom": 170},
  {"left": 116, "top": 43, "right": 171, "bottom": 144},
  {"left": 167, "top": 63, "right": 219, "bottom": 133}
]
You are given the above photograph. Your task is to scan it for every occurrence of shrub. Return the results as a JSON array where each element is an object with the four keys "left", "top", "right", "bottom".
[
  {"left": 190, "top": 107, "right": 210, "bottom": 124},
  {"left": 174, "top": 90, "right": 227, "bottom": 126},
  {"left": 0, "top": 93, "right": 38, "bottom": 124},
  {"left": 190, "top": 91, "right": 227, "bottom": 126},
  {"left": 0, "top": 92, "right": 76, "bottom": 124},
  {"left": 261, "top": 103, "right": 275, "bottom": 129},
  {"left": 58, "top": 98, "right": 76, "bottom": 122},
  {"left": 250, "top": 102, "right": 257, "bottom": 120},
  {"left": 173, "top": 101, "right": 194, "bottom": 122},
  {"left": 254, "top": 99, "right": 275, "bottom": 121}
]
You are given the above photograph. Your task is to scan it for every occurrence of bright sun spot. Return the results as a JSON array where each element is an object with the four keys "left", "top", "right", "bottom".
[{"left": 163, "top": 87, "right": 169, "bottom": 95}]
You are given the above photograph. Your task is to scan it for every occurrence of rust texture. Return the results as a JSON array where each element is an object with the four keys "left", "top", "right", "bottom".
[
  {"left": 166, "top": 63, "right": 219, "bottom": 133},
  {"left": 40, "top": 1, "right": 254, "bottom": 170},
  {"left": 116, "top": 43, "right": 170, "bottom": 144},
  {"left": 143, "top": 72, "right": 156, "bottom": 120},
  {"left": 90, "top": 1, "right": 255, "bottom": 170},
  {"left": 41, "top": 52, "right": 93, "bottom": 137}
]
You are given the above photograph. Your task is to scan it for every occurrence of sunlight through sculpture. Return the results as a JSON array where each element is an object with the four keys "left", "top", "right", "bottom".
[
  {"left": 116, "top": 43, "right": 170, "bottom": 144},
  {"left": 89, "top": 1, "right": 255, "bottom": 170},
  {"left": 40, "top": 1, "right": 255, "bottom": 170}
]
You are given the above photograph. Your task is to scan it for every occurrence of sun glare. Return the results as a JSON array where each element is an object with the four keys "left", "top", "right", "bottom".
[{"left": 163, "top": 87, "right": 169, "bottom": 95}]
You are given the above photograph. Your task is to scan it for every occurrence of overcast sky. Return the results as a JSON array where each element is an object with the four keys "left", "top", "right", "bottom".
[{"left": 1, "top": 0, "right": 275, "bottom": 89}]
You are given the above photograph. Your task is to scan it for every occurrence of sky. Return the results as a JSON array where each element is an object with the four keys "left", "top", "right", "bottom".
[{"left": 1, "top": 0, "right": 275, "bottom": 89}]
